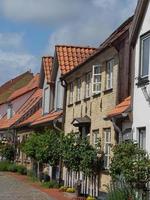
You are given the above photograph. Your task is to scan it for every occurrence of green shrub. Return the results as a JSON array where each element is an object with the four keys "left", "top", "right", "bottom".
[
  {"left": 87, "top": 196, "right": 96, "bottom": 200},
  {"left": 41, "top": 180, "right": 59, "bottom": 188},
  {"left": 7, "top": 163, "right": 18, "bottom": 172},
  {"left": 27, "top": 169, "right": 36, "bottom": 177},
  {"left": 59, "top": 186, "right": 68, "bottom": 192},
  {"left": 1, "top": 144, "right": 15, "bottom": 161},
  {"left": 66, "top": 187, "right": 75, "bottom": 193},
  {"left": 16, "top": 165, "right": 27, "bottom": 175},
  {"left": 0, "top": 161, "right": 10, "bottom": 171}
]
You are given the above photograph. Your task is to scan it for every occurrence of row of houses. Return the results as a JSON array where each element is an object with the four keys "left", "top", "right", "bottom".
[{"left": 0, "top": 0, "right": 150, "bottom": 197}]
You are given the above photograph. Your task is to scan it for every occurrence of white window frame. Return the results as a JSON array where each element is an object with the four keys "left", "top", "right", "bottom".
[
  {"left": 43, "top": 87, "right": 49, "bottom": 114},
  {"left": 68, "top": 82, "right": 74, "bottom": 105},
  {"left": 103, "top": 128, "right": 111, "bottom": 169},
  {"left": 140, "top": 33, "right": 150, "bottom": 78},
  {"left": 92, "top": 65, "right": 102, "bottom": 94},
  {"left": 138, "top": 127, "right": 146, "bottom": 150},
  {"left": 92, "top": 129, "right": 99, "bottom": 147},
  {"left": 76, "top": 78, "right": 81, "bottom": 102},
  {"left": 106, "top": 59, "right": 114, "bottom": 89},
  {"left": 7, "top": 103, "right": 13, "bottom": 119},
  {"left": 85, "top": 72, "right": 91, "bottom": 98}
]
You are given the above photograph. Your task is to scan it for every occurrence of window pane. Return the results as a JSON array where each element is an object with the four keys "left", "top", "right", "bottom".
[
  {"left": 142, "top": 37, "right": 150, "bottom": 77},
  {"left": 106, "top": 59, "right": 113, "bottom": 89},
  {"left": 94, "top": 66, "right": 100, "bottom": 74},
  {"left": 94, "top": 75, "right": 101, "bottom": 83},
  {"left": 139, "top": 127, "right": 146, "bottom": 149}
]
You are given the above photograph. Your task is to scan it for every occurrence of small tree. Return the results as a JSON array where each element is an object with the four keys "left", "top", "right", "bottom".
[
  {"left": 21, "top": 133, "right": 38, "bottom": 160},
  {"left": 110, "top": 141, "right": 150, "bottom": 191},
  {"left": 0, "top": 143, "right": 15, "bottom": 161}
]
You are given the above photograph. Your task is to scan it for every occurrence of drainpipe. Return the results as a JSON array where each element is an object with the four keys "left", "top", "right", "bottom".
[
  {"left": 53, "top": 118, "right": 62, "bottom": 132},
  {"left": 60, "top": 78, "right": 67, "bottom": 131},
  {"left": 111, "top": 117, "right": 122, "bottom": 143}
]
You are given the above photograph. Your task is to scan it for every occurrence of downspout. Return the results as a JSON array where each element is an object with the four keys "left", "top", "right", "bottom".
[
  {"left": 53, "top": 118, "right": 62, "bottom": 132},
  {"left": 52, "top": 78, "right": 67, "bottom": 132},
  {"left": 111, "top": 117, "right": 122, "bottom": 143},
  {"left": 60, "top": 78, "right": 68, "bottom": 131}
]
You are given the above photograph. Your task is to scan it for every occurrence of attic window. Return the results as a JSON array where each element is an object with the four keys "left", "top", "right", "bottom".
[
  {"left": 7, "top": 103, "right": 13, "bottom": 119},
  {"left": 140, "top": 32, "right": 150, "bottom": 79}
]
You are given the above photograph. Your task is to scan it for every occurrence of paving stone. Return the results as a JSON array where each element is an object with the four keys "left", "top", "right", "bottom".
[{"left": 0, "top": 172, "right": 55, "bottom": 200}]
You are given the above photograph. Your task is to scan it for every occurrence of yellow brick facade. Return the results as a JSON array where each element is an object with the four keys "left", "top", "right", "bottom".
[{"left": 64, "top": 47, "right": 119, "bottom": 193}]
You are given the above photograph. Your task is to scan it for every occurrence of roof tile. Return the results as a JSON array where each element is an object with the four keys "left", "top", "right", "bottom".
[
  {"left": 107, "top": 96, "right": 131, "bottom": 118},
  {"left": 8, "top": 74, "right": 40, "bottom": 101},
  {"left": 42, "top": 56, "right": 53, "bottom": 83},
  {"left": 31, "top": 110, "right": 62, "bottom": 126},
  {"left": 56, "top": 45, "right": 97, "bottom": 75},
  {"left": 0, "top": 89, "right": 42, "bottom": 130}
]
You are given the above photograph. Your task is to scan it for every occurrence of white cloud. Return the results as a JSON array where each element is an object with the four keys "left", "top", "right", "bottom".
[
  {"left": 0, "top": 0, "right": 138, "bottom": 84},
  {"left": 0, "top": 32, "right": 39, "bottom": 85},
  {"left": 0, "top": 50, "right": 37, "bottom": 70},
  {"left": 0, "top": 50, "right": 39, "bottom": 85},
  {"left": 0, "top": 33, "right": 24, "bottom": 50},
  {"left": 1, "top": 0, "right": 87, "bottom": 25},
  {"left": 47, "top": 0, "right": 138, "bottom": 53}
]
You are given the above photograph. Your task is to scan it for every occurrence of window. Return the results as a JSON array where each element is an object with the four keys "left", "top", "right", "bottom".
[
  {"left": 85, "top": 72, "right": 91, "bottom": 98},
  {"left": 103, "top": 128, "right": 111, "bottom": 169},
  {"left": 138, "top": 127, "right": 146, "bottom": 150},
  {"left": 7, "top": 103, "right": 13, "bottom": 119},
  {"left": 76, "top": 78, "right": 81, "bottom": 101},
  {"left": 92, "top": 65, "right": 102, "bottom": 94},
  {"left": 43, "top": 87, "right": 49, "bottom": 114},
  {"left": 106, "top": 59, "right": 114, "bottom": 89},
  {"left": 55, "top": 80, "right": 63, "bottom": 109},
  {"left": 140, "top": 33, "right": 150, "bottom": 78},
  {"left": 92, "top": 129, "right": 99, "bottom": 147},
  {"left": 68, "top": 82, "right": 74, "bottom": 104}
]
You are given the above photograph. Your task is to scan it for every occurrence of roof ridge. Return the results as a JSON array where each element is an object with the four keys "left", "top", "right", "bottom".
[
  {"left": 42, "top": 55, "right": 54, "bottom": 58},
  {"left": 55, "top": 44, "right": 97, "bottom": 49},
  {"left": 100, "top": 15, "right": 133, "bottom": 47},
  {"left": 0, "top": 71, "right": 33, "bottom": 88}
]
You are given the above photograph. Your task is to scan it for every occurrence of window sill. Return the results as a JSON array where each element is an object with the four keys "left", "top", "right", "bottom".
[
  {"left": 75, "top": 100, "right": 81, "bottom": 105},
  {"left": 68, "top": 103, "right": 73, "bottom": 107},
  {"left": 92, "top": 92, "right": 101, "bottom": 98},
  {"left": 84, "top": 96, "right": 91, "bottom": 101},
  {"left": 136, "top": 76, "right": 149, "bottom": 87},
  {"left": 103, "top": 88, "right": 113, "bottom": 94}
]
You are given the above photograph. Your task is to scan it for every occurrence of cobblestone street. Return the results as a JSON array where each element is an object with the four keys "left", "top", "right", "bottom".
[{"left": 0, "top": 172, "right": 55, "bottom": 200}]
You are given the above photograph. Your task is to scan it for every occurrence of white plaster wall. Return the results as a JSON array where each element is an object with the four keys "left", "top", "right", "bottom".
[
  {"left": 42, "top": 78, "right": 50, "bottom": 114},
  {"left": 133, "top": 1, "right": 150, "bottom": 153},
  {"left": 54, "top": 69, "right": 64, "bottom": 110}
]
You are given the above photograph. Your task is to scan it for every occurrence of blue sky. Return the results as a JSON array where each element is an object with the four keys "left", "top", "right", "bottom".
[{"left": 0, "top": 0, "right": 138, "bottom": 85}]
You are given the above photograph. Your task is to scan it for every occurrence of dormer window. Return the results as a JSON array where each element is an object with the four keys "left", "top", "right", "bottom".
[
  {"left": 43, "top": 87, "right": 49, "bottom": 114},
  {"left": 140, "top": 33, "right": 150, "bottom": 79},
  {"left": 7, "top": 103, "right": 13, "bottom": 119}
]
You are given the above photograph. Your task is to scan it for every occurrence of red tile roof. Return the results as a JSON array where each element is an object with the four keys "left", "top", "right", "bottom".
[
  {"left": 42, "top": 56, "right": 53, "bottom": 83},
  {"left": 107, "top": 96, "right": 131, "bottom": 118},
  {"left": 56, "top": 45, "right": 97, "bottom": 75},
  {"left": 31, "top": 110, "right": 62, "bottom": 126},
  {"left": 0, "top": 89, "right": 42, "bottom": 130},
  {"left": 17, "top": 108, "right": 42, "bottom": 127},
  {"left": 0, "top": 71, "right": 33, "bottom": 105},
  {"left": 8, "top": 74, "right": 40, "bottom": 101}
]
